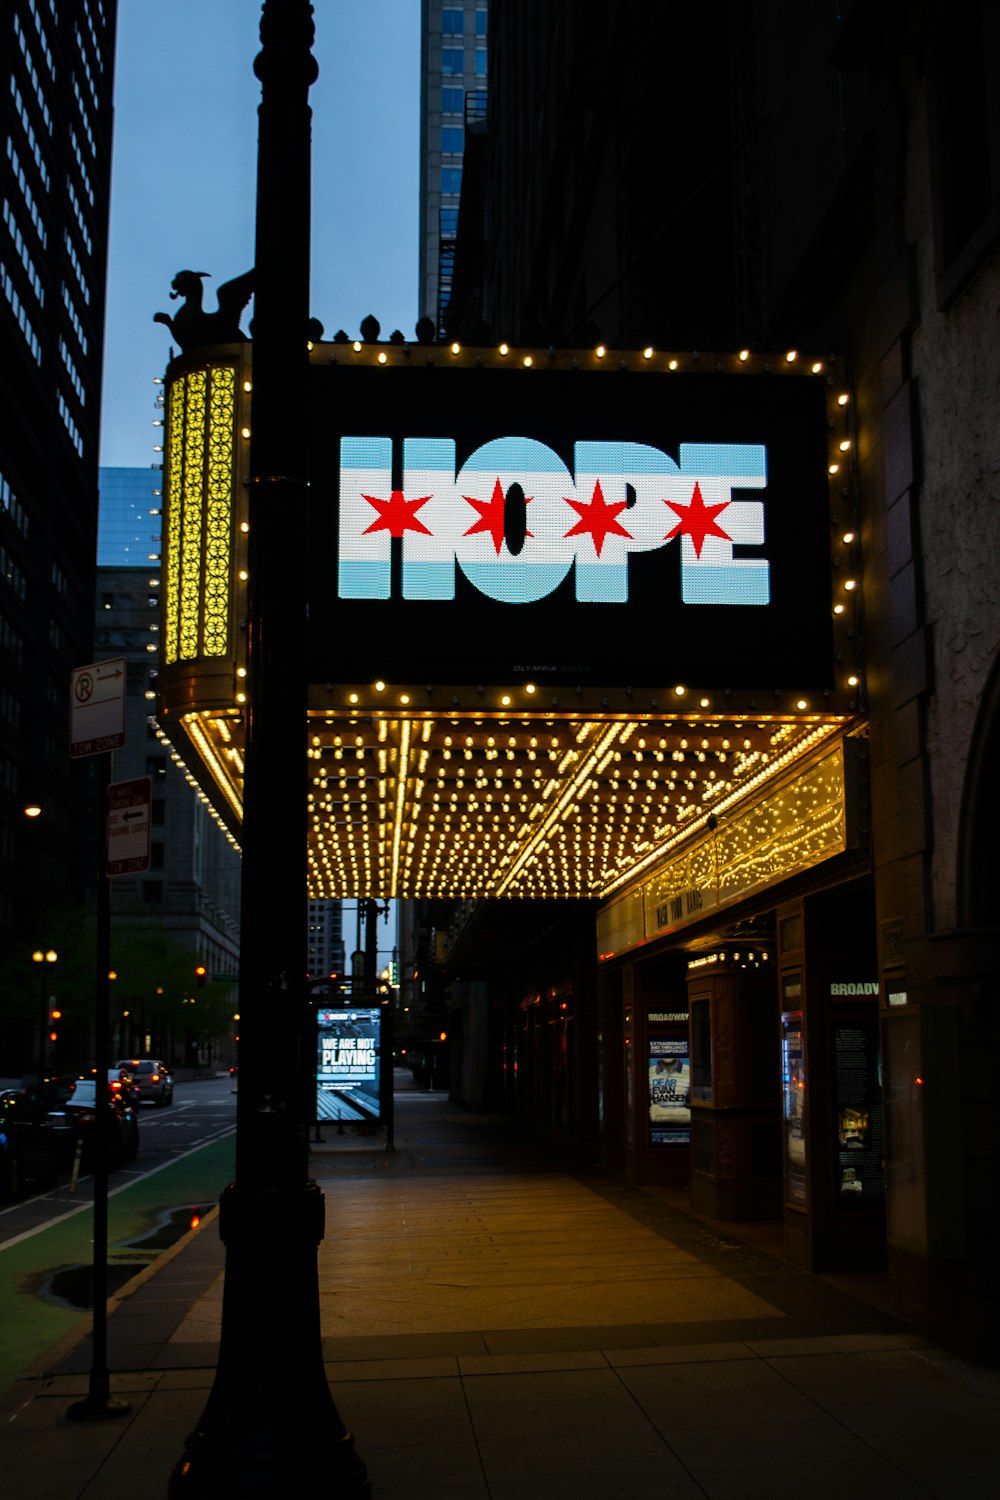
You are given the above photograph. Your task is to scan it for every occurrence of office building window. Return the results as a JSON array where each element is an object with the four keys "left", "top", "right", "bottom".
[
  {"left": 65, "top": 232, "right": 91, "bottom": 302},
  {"left": 61, "top": 283, "right": 88, "bottom": 353},
  {"left": 9, "top": 79, "right": 51, "bottom": 188},
  {"left": 3, "top": 200, "right": 45, "bottom": 305},
  {"left": 441, "top": 86, "right": 464, "bottom": 114},
  {"left": 441, "top": 125, "right": 464, "bottom": 154},
  {"left": 0, "top": 684, "right": 22, "bottom": 729},
  {"left": 1, "top": 260, "right": 43, "bottom": 362},
  {"left": 441, "top": 167, "right": 463, "bottom": 194},
  {"left": 57, "top": 392, "right": 84, "bottom": 456},
  {"left": 72, "top": 77, "right": 97, "bottom": 157},
  {"left": 0, "top": 612, "right": 25, "bottom": 666},
  {"left": 441, "top": 47, "right": 464, "bottom": 74},
  {"left": 0, "top": 545, "right": 27, "bottom": 602},
  {"left": 14, "top": 17, "right": 54, "bottom": 134},
  {"left": 0, "top": 472, "right": 29, "bottom": 536},
  {"left": 441, "top": 9, "right": 464, "bottom": 35}
]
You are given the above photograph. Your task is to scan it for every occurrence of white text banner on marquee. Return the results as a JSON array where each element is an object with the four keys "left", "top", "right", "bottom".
[{"left": 338, "top": 436, "right": 769, "bottom": 607}]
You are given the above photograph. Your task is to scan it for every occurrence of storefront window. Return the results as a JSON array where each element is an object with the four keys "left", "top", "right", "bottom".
[
  {"left": 690, "top": 996, "right": 712, "bottom": 1102},
  {"left": 781, "top": 974, "right": 806, "bottom": 1205}
]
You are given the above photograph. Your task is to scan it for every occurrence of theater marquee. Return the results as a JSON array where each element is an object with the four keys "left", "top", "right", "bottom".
[
  {"left": 307, "top": 348, "right": 847, "bottom": 690},
  {"left": 155, "top": 342, "right": 862, "bottom": 900}
]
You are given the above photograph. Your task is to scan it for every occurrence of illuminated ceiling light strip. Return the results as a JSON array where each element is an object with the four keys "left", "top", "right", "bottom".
[
  {"left": 153, "top": 719, "right": 242, "bottom": 852},
  {"left": 182, "top": 712, "right": 245, "bottom": 822},
  {"left": 491, "top": 722, "right": 624, "bottom": 896},
  {"left": 598, "top": 721, "right": 841, "bottom": 899},
  {"left": 389, "top": 716, "right": 412, "bottom": 897}
]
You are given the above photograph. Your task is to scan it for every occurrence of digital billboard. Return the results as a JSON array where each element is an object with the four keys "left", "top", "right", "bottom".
[
  {"left": 306, "top": 356, "right": 842, "bottom": 690},
  {"left": 315, "top": 1006, "right": 380, "bottom": 1125}
]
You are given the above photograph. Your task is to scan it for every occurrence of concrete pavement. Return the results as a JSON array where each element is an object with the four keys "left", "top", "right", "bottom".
[{"left": 3, "top": 1080, "right": 999, "bottom": 1498}]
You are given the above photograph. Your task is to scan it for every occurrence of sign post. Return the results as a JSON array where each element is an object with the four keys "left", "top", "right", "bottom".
[
  {"left": 169, "top": 6, "right": 369, "bottom": 1495},
  {"left": 66, "top": 661, "right": 130, "bottom": 1423}
]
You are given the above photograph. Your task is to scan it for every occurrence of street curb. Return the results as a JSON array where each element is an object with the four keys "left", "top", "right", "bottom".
[{"left": 1, "top": 1203, "right": 221, "bottom": 1417}]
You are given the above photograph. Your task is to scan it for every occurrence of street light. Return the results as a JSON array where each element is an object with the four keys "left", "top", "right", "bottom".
[
  {"left": 31, "top": 948, "right": 57, "bottom": 1078},
  {"left": 169, "top": 5, "right": 368, "bottom": 1494}
]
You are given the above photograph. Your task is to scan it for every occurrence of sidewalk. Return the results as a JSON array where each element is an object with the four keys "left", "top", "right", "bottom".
[{"left": 3, "top": 1082, "right": 1000, "bottom": 1499}]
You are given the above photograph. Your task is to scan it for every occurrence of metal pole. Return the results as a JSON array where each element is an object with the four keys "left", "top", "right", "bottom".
[
  {"left": 170, "top": 4, "right": 368, "bottom": 1493},
  {"left": 67, "top": 752, "right": 129, "bottom": 1421},
  {"left": 383, "top": 982, "right": 395, "bottom": 1152},
  {"left": 366, "top": 902, "right": 393, "bottom": 1147}
]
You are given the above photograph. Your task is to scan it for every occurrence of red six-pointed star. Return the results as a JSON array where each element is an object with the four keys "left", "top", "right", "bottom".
[
  {"left": 563, "top": 478, "right": 633, "bottom": 558},
  {"left": 360, "top": 488, "right": 434, "bottom": 537},
  {"left": 663, "top": 481, "right": 732, "bottom": 558},
  {"left": 463, "top": 477, "right": 533, "bottom": 556}
]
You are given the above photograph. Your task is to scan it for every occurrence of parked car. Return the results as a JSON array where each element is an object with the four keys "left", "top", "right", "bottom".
[
  {"left": 109, "top": 1066, "right": 142, "bottom": 1108},
  {"left": 0, "top": 1087, "right": 60, "bottom": 1199},
  {"left": 31, "top": 1074, "right": 140, "bottom": 1171},
  {"left": 78, "top": 1065, "right": 142, "bottom": 1109},
  {"left": 64, "top": 1078, "right": 140, "bottom": 1168},
  {"left": 114, "top": 1058, "right": 174, "bottom": 1107}
]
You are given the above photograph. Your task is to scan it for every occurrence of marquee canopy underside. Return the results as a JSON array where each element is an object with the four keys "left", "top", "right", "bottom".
[{"left": 160, "top": 700, "right": 848, "bottom": 903}]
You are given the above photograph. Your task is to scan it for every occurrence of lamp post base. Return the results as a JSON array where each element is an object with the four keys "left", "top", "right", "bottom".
[
  {"left": 169, "top": 1180, "right": 370, "bottom": 1499},
  {"left": 65, "top": 1373, "right": 131, "bottom": 1422},
  {"left": 170, "top": 1429, "right": 370, "bottom": 1498}
]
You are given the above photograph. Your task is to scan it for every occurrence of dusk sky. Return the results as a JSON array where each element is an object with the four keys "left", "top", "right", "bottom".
[{"left": 100, "top": 0, "right": 420, "bottom": 467}]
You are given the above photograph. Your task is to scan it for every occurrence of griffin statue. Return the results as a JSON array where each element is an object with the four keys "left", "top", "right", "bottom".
[{"left": 153, "top": 268, "right": 255, "bottom": 352}]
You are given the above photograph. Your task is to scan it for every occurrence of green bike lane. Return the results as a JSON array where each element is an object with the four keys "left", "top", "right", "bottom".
[{"left": 0, "top": 1129, "right": 234, "bottom": 1394}]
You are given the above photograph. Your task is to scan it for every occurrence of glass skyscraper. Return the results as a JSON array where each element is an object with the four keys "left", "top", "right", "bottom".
[
  {"left": 1, "top": 1, "right": 118, "bottom": 980},
  {"left": 419, "top": 0, "right": 487, "bottom": 334},
  {"left": 97, "top": 465, "right": 162, "bottom": 567}
]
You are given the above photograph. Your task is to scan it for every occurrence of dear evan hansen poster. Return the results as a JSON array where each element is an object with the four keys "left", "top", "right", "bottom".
[{"left": 305, "top": 363, "right": 835, "bottom": 688}]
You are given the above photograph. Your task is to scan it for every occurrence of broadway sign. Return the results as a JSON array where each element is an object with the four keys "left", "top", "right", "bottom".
[{"left": 306, "top": 357, "right": 843, "bottom": 689}]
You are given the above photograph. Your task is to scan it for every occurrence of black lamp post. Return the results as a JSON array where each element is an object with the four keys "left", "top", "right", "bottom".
[
  {"left": 170, "top": 4, "right": 369, "bottom": 1493},
  {"left": 31, "top": 947, "right": 57, "bottom": 1079}
]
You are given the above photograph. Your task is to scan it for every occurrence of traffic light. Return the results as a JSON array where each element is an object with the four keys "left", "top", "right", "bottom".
[
  {"left": 195, "top": 964, "right": 207, "bottom": 988},
  {"left": 49, "top": 1007, "right": 61, "bottom": 1043}
]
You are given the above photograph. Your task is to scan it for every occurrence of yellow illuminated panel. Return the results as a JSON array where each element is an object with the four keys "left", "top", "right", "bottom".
[
  {"left": 203, "top": 367, "right": 235, "bottom": 656},
  {"left": 163, "top": 376, "right": 185, "bottom": 664},
  {"left": 180, "top": 368, "right": 206, "bottom": 659},
  {"left": 161, "top": 364, "right": 237, "bottom": 663}
]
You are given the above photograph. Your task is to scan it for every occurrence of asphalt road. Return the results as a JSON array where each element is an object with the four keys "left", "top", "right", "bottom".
[
  {"left": 0, "top": 1074, "right": 236, "bottom": 1392},
  {"left": 0, "top": 1072, "right": 236, "bottom": 1249}
]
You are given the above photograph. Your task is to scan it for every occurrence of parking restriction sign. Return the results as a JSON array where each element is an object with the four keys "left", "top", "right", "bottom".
[
  {"left": 70, "top": 658, "right": 126, "bottom": 758},
  {"left": 107, "top": 777, "right": 151, "bottom": 876}
]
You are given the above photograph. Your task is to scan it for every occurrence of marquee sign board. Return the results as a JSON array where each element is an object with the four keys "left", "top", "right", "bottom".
[{"left": 305, "top": 355, "right": 846, "bottom": 690}]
